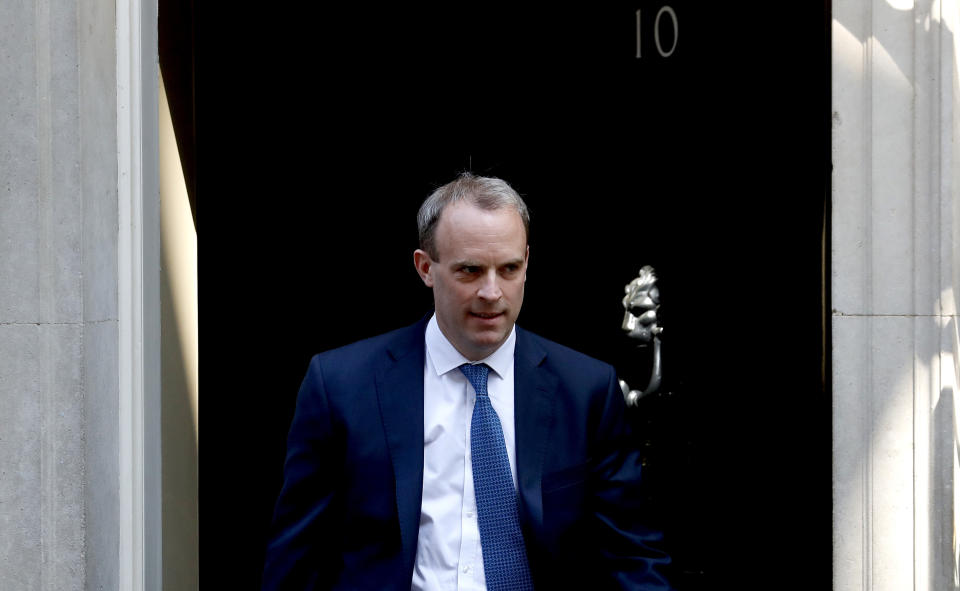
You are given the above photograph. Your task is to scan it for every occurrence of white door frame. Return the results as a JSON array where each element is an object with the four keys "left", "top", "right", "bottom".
[{"left": 117, "top": 0, "right": 162, "bottom": 587}]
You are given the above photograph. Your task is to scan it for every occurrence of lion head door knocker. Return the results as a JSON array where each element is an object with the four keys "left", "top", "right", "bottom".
[{"left": 619, "top": 265, "right": 663, "bottom": 406}]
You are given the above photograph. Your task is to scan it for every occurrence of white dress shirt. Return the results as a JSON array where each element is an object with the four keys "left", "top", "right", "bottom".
[{"left": 411, "top": 314, "right": 518, "bottom": 591}]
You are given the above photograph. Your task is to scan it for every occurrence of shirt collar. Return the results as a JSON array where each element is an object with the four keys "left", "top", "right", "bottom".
[{"left": 425, "top": 313, "right": 516, "bottom": 379}]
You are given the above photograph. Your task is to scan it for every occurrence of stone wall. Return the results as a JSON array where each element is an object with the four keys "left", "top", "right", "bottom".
[
  {"left": 0, "top": 0, "right": 117, "bottom": 588},
  {"left": 832, "top": 0, "right": 960, "bottom": 589}
]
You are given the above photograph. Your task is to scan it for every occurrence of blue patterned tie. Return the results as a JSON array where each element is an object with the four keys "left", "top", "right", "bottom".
[{"left": 460, "top": 363, "right": 534, "bottom": 591}]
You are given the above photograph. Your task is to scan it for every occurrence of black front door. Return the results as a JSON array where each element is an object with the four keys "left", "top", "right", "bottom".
[{"left": 206, "top": 3, "right": 830, "bottom": 588}]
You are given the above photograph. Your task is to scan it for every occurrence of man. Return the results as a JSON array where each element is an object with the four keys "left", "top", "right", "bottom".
[{"left": 262, "top": 173, "right": 672, "bottom": 590}]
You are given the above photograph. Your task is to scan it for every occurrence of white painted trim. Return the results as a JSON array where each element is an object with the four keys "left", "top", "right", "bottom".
[{"left": 117, "top": 0, "right": 161, "bottom": 588}]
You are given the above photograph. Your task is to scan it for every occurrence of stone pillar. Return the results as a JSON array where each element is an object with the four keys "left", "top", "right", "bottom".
[
  {"left": 0, "top": 0, "right": 115, "bottom": 588},
  {"left": 832, "top": 0, "right": 960, "bottom": 589},
  {"left": 81, "top": 0, "right": 121, "bottom": 584},
  {"left": 0, "top": 0, "right": 166, "bottom": 587}
]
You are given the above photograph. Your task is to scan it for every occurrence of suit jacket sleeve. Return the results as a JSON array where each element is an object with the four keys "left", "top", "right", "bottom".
[
  {"left": 589, "top": 365, "right": 673, "bottom": 590},
  {"left": 262, "top": 355, "right": 342, "bottom": 590}
]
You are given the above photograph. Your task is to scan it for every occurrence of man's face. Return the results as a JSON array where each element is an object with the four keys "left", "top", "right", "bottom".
[{"left": 414, "top": 200, "right": 529, "bottom": 361}]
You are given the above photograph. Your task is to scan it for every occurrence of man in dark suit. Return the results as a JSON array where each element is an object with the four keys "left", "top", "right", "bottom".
[{"left": 262, "top": 173, "right": 672, "bottom": 590}]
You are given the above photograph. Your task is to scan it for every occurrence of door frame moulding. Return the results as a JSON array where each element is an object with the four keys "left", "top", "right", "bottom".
[{"left": 117, "top": 0, "right": 162, "bottom": 587}]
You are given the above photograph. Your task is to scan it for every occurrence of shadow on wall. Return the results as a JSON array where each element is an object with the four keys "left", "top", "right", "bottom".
[{"left": 834, "top": 2, "right": 958, "bottom": 588}]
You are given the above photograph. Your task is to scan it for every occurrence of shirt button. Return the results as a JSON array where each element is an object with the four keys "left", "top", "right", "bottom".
[
  {"left": 463, "top": 565, "right": 471, "bottom": 573},
  {"left": 465, "top": 511, "right": 474, "bottom": 518}
]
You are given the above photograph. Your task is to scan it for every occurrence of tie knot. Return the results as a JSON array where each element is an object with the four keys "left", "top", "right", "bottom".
[{"left": 459, "top": 363, "right": 490, "bottom": 397}]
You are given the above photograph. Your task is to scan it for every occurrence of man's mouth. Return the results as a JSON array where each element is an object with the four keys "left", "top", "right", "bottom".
[{"left": 471, "top": 311, "right": 504, "bottom": 319}]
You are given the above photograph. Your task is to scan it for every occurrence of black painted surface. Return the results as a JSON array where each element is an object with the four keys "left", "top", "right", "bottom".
[{"left": 202, "top": 3, "right": 831, "bottom": 588}]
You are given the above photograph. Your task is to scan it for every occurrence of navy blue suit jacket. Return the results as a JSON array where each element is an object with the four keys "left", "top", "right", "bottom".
[{"left": 262, "top": 316, "right": 672, "bottom": 590}]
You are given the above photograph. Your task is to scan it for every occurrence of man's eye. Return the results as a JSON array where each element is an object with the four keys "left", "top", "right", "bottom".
[{"left": 461, "top": 266, "right": 480, "bottom": 274}]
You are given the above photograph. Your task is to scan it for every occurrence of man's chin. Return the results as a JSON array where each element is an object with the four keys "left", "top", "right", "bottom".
[{"left": 465, "top": 329, "right": 509, "bottom": 355}]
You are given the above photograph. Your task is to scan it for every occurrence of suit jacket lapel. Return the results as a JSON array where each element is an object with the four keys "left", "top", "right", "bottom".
[
  {"left": 375, "top": 319, "right": 427, "bottom": 576},
  {"left": 514, "top": 326, "right": 556, "bottom": 540},
  {"left": 374, "top": 320, "right": 554, "bottom": 573}
]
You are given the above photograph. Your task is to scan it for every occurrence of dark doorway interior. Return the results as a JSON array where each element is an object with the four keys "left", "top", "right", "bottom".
[
  {"left": 159, "top": 0, "right": 196, "bottom": 229},
  {"left": 202, "top": 3, "right": 831, "bottom": 589}
]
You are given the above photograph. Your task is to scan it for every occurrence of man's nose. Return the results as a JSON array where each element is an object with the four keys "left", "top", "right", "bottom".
[{"left": 477, "top": 271, "right": 502, "bottom": 301}]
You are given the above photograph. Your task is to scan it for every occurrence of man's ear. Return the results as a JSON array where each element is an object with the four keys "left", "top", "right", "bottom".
[{"left": 413, "top": 249, "right": 434, "bottom": 287}]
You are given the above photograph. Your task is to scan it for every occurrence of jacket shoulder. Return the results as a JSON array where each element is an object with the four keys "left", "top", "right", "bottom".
[{"left": 307, "top": 318, "right": 426, "bottom": 377}]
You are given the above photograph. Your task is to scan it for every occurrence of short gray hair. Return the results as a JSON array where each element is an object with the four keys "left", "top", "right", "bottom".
[{"left": 417, "top": 172, "right": 530, "bottom": 260}]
